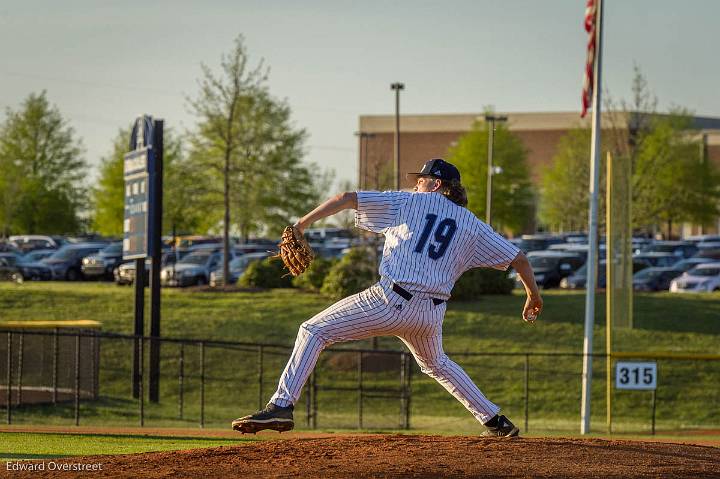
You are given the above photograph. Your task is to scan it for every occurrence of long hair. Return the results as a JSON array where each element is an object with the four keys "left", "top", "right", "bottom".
[{"left": 439, "top": 179, "right": 468, "bottom": 207}]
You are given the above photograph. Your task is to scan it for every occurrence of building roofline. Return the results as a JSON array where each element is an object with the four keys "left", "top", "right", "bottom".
[{"left": 359, "top": 111, "right": 720, "bottom": 133}]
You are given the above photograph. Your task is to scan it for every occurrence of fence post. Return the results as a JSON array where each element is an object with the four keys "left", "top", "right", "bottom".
[
  {"left": 405, "top": 355, "right": 412, "bottom": 430},
  {"left": 200, "top": 342, "right": 205, "bottom": 428},
  {"left": 311, "top": 370, "right": 317, "bottom": 429},
  {"left": 74, "top": 334, "right": 81, "bottom": 426},
  {"left": 524, "top": 354, "right": 529, "bottom": 433},
  {"left": 358, "top": 351, "right": 363, "bottom": 430},
  {"left": 257, "top": 345, "right": 264, "bottom": 410},
  {"left": 17, "top": 332, "right": 24, "bottom": 406},
  {"left": 651, "top": 389, "right": 657, "bottom": 435},
  {"left": 399, "top": 352, "right": 407, "bottom": 429},
  {"left": 178, "top": 343, "right": 184, "bottom": 420},
  {"left": 90, "top": 331, "right": 97, "bottom": 400},
  {"left": 6, "top": 332, "right": 11, "bottom": 425},
  {"left": 139, "top": 337, "right": 144, "bottom": 427},
  {"left": 52, "top": 328, "right": 59, "bottom": 404},
  {"left": 305, "top": 381, "right": 311, "bottom": 428}
]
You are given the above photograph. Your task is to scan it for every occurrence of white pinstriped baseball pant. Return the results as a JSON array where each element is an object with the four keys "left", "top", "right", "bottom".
[{"left": 270, "top": 279, "right": 500, "bottom": 423}]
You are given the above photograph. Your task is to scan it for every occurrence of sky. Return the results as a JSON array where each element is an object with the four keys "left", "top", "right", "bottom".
[{"left": 1, "top": 0, "right": 718, "bottom": 190}]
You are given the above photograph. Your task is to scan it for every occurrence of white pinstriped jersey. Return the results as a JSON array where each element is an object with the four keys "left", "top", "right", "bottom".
[
  {"left": 355, "top": 191, "right": 520, "bottom": 299},
  {"left": 266, "top": 189, "right": 517, "bottom": 424}
]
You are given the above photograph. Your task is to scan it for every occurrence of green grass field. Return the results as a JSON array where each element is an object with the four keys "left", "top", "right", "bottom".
[
  {"left": 1, "top": 282, "right": 719, "bottom": 435},
  {"left": 0, "top": 432, "right": 255, "bottom": 460}
]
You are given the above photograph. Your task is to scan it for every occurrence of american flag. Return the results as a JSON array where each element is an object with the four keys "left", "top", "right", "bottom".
[{"left": 581, "top": 0, "right": 597, "bottom": 118}]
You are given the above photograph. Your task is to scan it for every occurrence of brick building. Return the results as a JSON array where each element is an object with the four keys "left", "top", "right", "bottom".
[{"left": 357, "top": 111, "right": 720, "bottom": 235}]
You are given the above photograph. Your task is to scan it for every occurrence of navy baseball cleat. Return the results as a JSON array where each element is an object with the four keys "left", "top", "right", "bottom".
[
  {"left": 480, "top": 415, "right": 520, "bottom": 437},
  {"left": 232, "top": 403, "right": 294, "bottom": 434}
]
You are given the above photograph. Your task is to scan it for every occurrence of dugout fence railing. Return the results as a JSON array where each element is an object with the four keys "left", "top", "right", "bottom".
[{"left": 1, "top": 329, "right": 718, "bottom": 433}]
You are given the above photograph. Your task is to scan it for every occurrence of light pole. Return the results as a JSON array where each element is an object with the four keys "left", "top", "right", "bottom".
[
  {"left": 485, "top": 114, "right": 507, "bottom": 226},
  {"left": 391, "top": 82, "right": 405, "bottom": 190},
  {"left": 355, "top": 132, "right": 375, "bottom": 190}
]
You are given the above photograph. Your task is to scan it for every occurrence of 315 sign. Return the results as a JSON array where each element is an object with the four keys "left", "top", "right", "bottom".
[{"left": 615, "top": 362, "right": 657, "bottom": 390}]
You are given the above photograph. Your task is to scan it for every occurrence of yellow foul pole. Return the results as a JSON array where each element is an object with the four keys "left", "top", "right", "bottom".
[{"left": 606, "top": 151, "right": 613, "bottom": 434}]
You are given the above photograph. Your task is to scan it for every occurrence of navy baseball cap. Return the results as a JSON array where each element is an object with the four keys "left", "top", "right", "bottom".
[{"left": 407, "top": 158, "right": 461, "bottom": 182}]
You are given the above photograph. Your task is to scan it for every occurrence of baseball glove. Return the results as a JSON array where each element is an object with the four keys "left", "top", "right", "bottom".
[{"left": 276, "top": 225, "right": 314, "bottom": 276}]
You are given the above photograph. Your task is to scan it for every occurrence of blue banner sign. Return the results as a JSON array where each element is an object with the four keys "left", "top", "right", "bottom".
[{"left": 123, "top": 116, "right": 155, "bottom": 260}]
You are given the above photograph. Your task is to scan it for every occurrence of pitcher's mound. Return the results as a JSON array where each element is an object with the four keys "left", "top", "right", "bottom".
[{"left": 16, "top": 434, "right": 720, "bottom": 478}]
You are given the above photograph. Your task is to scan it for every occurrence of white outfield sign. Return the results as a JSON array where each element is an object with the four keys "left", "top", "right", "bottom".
[{"left": 615, "top": 362, "right": 657, "bottom": 390}]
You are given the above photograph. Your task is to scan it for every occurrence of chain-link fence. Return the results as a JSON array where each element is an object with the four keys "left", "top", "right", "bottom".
[
  {"left": 0, "top": 330, "right": 99, "bottom": 411},
  {"left": 2, "top": 329, "right": 719, "bottom": 433}
]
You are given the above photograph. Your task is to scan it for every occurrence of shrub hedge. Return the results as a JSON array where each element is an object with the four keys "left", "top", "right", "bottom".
[{"left": 320, "top": 247, "right": 378, "bottom": 299}]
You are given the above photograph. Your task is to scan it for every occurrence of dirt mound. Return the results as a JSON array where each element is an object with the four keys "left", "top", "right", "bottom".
[{"left": 6, "top": 434, "right": 720, "bottom": 478}]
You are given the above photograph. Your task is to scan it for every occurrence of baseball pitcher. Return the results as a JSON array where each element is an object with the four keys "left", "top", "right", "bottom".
[{"left": 233, "top": 158, "right": 542, "bottom": 437}]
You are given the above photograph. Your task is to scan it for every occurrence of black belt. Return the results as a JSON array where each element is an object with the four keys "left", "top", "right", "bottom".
[{"left": 392, "top": 283, "right": 445, "bottom": 305}]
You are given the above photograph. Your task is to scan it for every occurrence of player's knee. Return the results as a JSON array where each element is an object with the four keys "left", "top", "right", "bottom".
[
  {"left": 299, "top": 321, "right": 332, "bottom": 346},
  {"left": 417, "top": 353, "right": 449, "bottom": 375}
]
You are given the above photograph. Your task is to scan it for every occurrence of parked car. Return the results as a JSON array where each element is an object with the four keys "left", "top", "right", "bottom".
[
  {"left": 511, "top": 234, "right": 565, "bottom": 254},
  {"left": 317, "top": 243, "right": 353, "bottom": 259},
  {"left": 633, "top": 252, "right": 678, "bottom": 268},
  {"left": 560, "top": 232, "right": 588, "bottom": 244},
  {"left": 640, "top": 241, "right": 698, "bottom": 259},
  {"left": 685, "top": 234, "right": 720, "bottom": 245},
  {"left": 81, "top": 242, "right": 126, "bottom": 280},
  {"left": 161, "top": 250, "right": 231, "bottom": 287},
  {"left": 304, "top": 228, "right": 353, "bottom": 243},
  {"left": 0, "top": 252, "right": 52, "bottom": 281},
  {"left": 174, "top": 235, "right": 223, "bottom": 249},
  {"left": 42, "top": 243, "right": 107, "bottom": 280},
  {"left": 560, "top": 260, "right": 647, "bottom": 290},
  {"left": 115, "top": 261, "right": 138, "bottom": 286},
  {"left": 698, "top": 241, "right": 720, "bottom": 249},
  {"left": 669, "top": 263, "right": 720, "bottom": 293},
  {"left": 210, "top": 252, "right": 272, "bottom": 287},
  {"left": 512, "top": 251, "right": 584, "bottom": 289},
  {"left": 234, "top": 243, "right": 274, "bottom": 255},
  {"left": 547, "top": 243, "right": 606, "bottom": 263},
  {"left": 631, "top": 237, "right": 654, "bottom": 253},
  {"left": 561, "top": 260, "right": 606, "bottom": 289},
  {"left": 671, "top": 257, "right": 713, "bottom": 273},
  {"left": 22, "top": 248, "right": 56, "bottom": 263},
  {"left": 0, "top": 241, "right": 21, "bottom": 253},
  {"left": 0, "top": 256, "right": 22, "bottom": 282},
  {"left": 693, "top": 247, "right": 720, "bottom": 261},
  {"left": 8, "top": 235, "right": 61, "bottom": 253},
  {"left": 632, "top": 267, "right": 684, "bottom": 292},
  {"left": 115, "top": 251, "right": 188, "bottom": 286}
]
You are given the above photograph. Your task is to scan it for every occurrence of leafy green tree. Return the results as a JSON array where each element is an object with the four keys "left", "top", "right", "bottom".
[
  {"left": 91, "top": 127, "right": 209, "bottom": 237},
  {"left": 0, "top": 92, "right": 86, "bottom": 235},
  {"left": 631, "top": 111, "right": 719, "bottom": 233},
  {"left": 538, "top": 128, "right": 611, "bottom": 231},
  {"left": 446, "top": 117, "right": 535, "bottom": 234},
  {"left": 163, "top": 137, "right": 214, "bottom": 237},
  {"left": 187, "top": 35, "right": 321, "bottom": 279},
  {"left": 540, "top": 67, "right": 719, "bottom": 235},
  {"left": 91, "top": 130, "right": 127, "bottom": 236},
  {"left": 366, "top": 153, "right": 394, "bottom": 191}
]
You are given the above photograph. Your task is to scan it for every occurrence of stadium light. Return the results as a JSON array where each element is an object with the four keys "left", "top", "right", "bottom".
[
  {"left": 391, "top": 83, "right": 405, "bottom": 190},
  {"left": 484, "top": 114, "right": 508, "bottom": 226}
]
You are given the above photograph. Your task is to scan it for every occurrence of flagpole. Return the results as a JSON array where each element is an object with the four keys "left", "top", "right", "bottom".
[{"left": 581, "top": 0, "right": 604, "bottom": 435}]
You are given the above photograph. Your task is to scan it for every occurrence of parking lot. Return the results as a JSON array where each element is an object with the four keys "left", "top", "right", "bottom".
[{"left": 2, "top": 230, "right": 720, "bottom": 293}]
